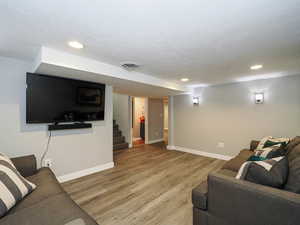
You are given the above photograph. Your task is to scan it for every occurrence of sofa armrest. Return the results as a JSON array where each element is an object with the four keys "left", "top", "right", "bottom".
[
  {"left": 192, "top": 181, "right": 208, "bottom": 210},
  {"left": 11, "top": 155, "right": 37, "bottom": 177},
  {"left": 207, "top": 172, "right": 300, "bottom": 225},
  {"left": 250, "top": 140, "right": 259, "bottom": 151}
]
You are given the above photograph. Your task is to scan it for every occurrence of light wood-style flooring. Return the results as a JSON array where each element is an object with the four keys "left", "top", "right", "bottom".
[{"left": 62, "top": 143, "right": 226, "bottom": 225}]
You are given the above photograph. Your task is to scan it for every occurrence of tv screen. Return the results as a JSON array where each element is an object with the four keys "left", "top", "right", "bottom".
[
  {"left": 26, "top": 73, "right": 105, "bottom": 123},
  {"left": 77, "top": 87, "right": 102, "bottom": 106}
]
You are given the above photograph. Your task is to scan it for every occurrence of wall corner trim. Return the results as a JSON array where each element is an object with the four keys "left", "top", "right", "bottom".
[
  {"left": 57, "top": 162, "right": 114, "bottom": 183},
  {"left": 170, "top": 146, "right": 233, "bottom": 161}
]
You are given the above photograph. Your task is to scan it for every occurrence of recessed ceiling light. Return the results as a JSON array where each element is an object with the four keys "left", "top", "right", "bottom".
[
  {"left": 250, "top": 64, "right": 263, "bottom": 70},
  {"left": 181, "top": 78, "right": 189, "bottom": 82},
  {"left": 68, "top": 41, "right": 84, "bottom": 49}
]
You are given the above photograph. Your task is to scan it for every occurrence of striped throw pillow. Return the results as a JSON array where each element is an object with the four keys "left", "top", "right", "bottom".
[
  {"left": 0, "top": 153, "right": 36, "bottom": 217},
  {"left": 256, "top": 136, "right": 290, "bottom": 150},
  {"left": 253, "top": 145, "right": 285, "bottom": 159}
]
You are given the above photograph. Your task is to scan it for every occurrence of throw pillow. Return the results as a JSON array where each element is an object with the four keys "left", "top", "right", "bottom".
[
  {"left": 253, "top": 145, "right": 286, "bottom": 159},
  {"left": 256, "top": 136, "right": 290, "bottom": 150},
  {"left": 236, "top": 156, "right": 289, "bottom": 188},
  {"left": 263, "top": 140, "right": 288, "bottom": 148},
  {"left": 0, "top": 153, "right": 36, "bottom": 217},
  {"left": 256, "top": 136, "right": 273, "bottom": 150}
]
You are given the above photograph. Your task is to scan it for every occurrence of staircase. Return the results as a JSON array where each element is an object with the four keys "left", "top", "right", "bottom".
[{"left": 113, "top": 120, "right": 129, "bottom": 150}]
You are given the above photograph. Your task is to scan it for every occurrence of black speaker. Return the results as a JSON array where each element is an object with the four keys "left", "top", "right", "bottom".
[{"left": 48, "top": 123, "right": 92, "bottom": 131}]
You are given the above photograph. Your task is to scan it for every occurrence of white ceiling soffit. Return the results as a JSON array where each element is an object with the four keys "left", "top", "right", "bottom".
[{"left": 34, "top": 47, "right": 188, "bottom": 97}]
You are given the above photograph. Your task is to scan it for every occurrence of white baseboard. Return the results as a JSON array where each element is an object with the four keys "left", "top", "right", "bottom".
[
  {"left": 147, "top": 138, "right": 164, "bottom": 144},
  {"left": 167, "top": 145, "right": 175, "bottom": 150},
  {"left": 170, "top": 146, "right": 233, "bottom": 161},
  {"left": 57, "top": 162, "right": 114, "bottom": 183}
]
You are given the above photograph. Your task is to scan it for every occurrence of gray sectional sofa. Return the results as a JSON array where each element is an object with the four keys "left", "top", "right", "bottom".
[
  {"left": 0, "top": 155, "right": 98, "bottom": 225},
  {"left": 192, "top": 139, "right": 300, "bottom": 225}
]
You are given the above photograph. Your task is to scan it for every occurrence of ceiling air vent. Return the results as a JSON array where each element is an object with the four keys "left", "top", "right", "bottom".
[{"left": 121, "top": 62, "right": 140, "bottom": 70}]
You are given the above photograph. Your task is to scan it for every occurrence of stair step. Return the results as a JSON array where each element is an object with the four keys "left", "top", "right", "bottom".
[
  {"left": 112, "top": 120, "right": 127, "bottom": 150},
  {"left": 113, "top": 136, "right": 125, "bottom": 144},
  {"left": 113, "top": 130, "right": 122, "bottom": 137},
  {"left": 113, "top": 142, "right": 129, "bottom": 150}
]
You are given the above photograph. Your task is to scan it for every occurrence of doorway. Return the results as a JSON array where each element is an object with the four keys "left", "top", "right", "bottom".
[{"left": 132, "top": 97, "right": 146, "bottom": 147}]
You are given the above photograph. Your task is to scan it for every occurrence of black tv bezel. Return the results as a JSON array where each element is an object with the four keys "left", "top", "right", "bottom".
[{"left": 26, "top": 73, "right": 106, "bottom": 124}]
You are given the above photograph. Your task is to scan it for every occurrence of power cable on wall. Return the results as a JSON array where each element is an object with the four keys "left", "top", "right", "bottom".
[{"left": 40, "top": 131, "right": 52, "bottom": 167}]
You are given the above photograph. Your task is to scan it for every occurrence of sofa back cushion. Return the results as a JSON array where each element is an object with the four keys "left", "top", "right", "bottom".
[
  {"left": 284, "top": 157, "right": 300, "bottom": 193},
  {"left": 287, "top": 141, "right": 300, "bottom": 162},
  {"left": 284, "top": 143, "right": 300, "bottom": 193},
  {"left": 222, "top": 149, "right": 254, "bottom": 172},
  {"left": 286, "top": 136, "right": 300, "bottom": 155}
]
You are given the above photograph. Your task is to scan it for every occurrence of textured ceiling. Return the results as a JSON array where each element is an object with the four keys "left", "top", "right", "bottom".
[{"left": 1, "top": 0, "right": 300, "bottom": 87}]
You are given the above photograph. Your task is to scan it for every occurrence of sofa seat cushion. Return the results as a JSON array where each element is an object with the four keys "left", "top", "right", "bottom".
[
  {"left": 8, "top": 168, "right": 65, "bottom": 214},
  {"left": 222, "top": 149, "right": 254, "bottom": 172},
  {"left": 0, "top": 193, "right": 98, "bottom": 225},
  {"left": 192, "top": 181, "right": 208, "bottom": 210}
]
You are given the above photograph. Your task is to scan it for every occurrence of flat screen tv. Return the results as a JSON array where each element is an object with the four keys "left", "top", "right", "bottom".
[{"left": 26, "top": 73, "right": 105, "bottom": 123}]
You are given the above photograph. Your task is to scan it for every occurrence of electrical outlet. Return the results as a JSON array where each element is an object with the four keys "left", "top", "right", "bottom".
[
  {"left": 44, "top": 159, "right": 52, "bottom": 167},
  {"left": 217, "top": 142, "right": 225, "bottom": 148}
]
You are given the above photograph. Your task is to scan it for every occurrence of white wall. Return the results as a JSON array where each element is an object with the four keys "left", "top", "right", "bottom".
[
  {"left": 173, "top": 75, "right": 300, "bottom": 157},
  {"left": 113, "top": 93, "right": 130, "bottom": 142},
  {"left": 0, "top": 56, "right": 113, "bottom": 177},
  {"left": 148, "top": 98, "right": 164, "bottom": 142}
]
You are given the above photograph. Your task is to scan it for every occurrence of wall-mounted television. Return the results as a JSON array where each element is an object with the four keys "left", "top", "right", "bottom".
[{"left": 26, "top": 73, "right": 105, "bottom": 124}]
